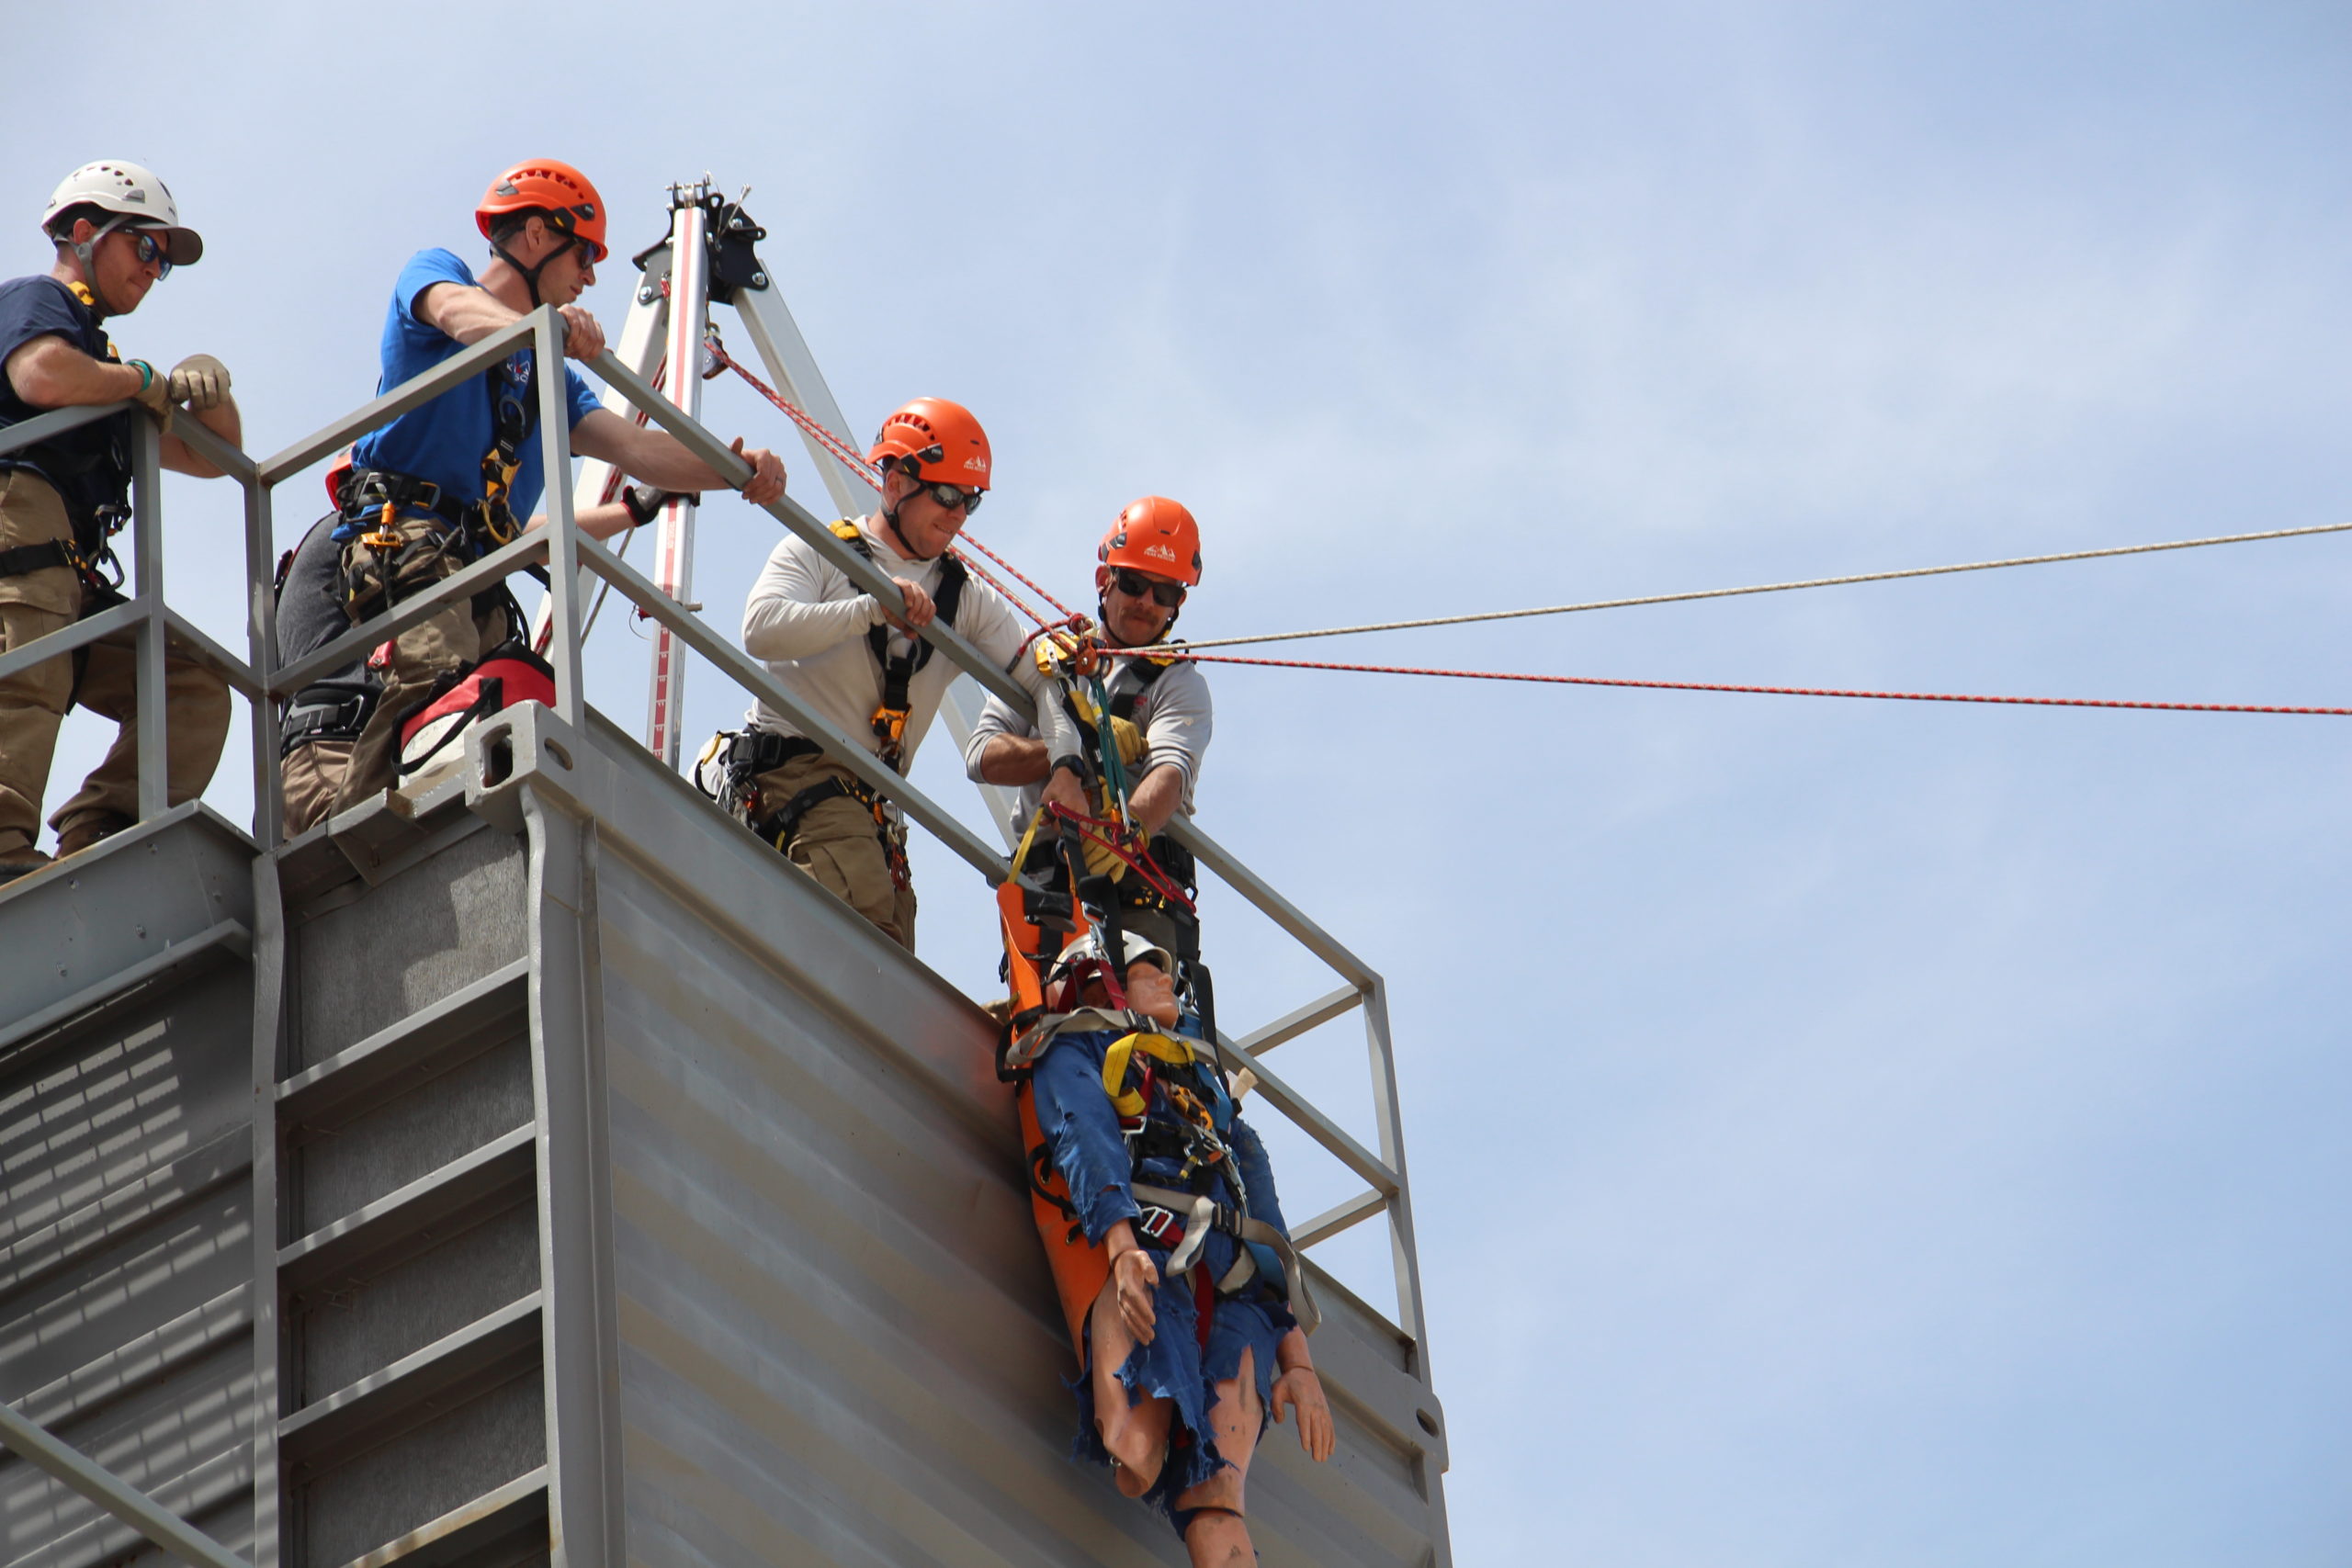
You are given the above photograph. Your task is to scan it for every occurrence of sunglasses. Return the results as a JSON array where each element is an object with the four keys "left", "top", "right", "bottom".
[
  {"left": 916, "top": 479, "right": 983, "bottom": 515},
  {"left": 1111, "top": 567, "right": 1185, "bottom": 607},
  {"left": 123, "top": 230, "right": 173, "bottom": 277}
]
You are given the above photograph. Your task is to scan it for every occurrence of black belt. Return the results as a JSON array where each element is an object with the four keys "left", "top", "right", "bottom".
[
  {"left": 280, "top": 694, "right": 371, "bottom": 755},
  {"left": 729, "top": 728, "right": 827, "bottom": 774},
  {"left": 0, "top": 534, "right": 119, "bottom": 592},
  {"left": 0, "top": 539, "right": 79, "bottom": 579}
]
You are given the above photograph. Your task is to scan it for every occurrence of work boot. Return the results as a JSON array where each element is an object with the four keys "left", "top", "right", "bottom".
[
  {"left": 55, "top": 809, "right": 133, "bottom": 861},
  {"left": 0, "top": 835, "right": 51, "bottom": 886}
]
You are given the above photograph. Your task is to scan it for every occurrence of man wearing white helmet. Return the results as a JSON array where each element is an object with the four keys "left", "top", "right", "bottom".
[{"left": 0, "top": 161, "right": 243, "bottom": 885}]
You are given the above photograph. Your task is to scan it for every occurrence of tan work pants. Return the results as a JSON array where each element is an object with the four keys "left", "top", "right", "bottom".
[
  {"left": 280, "top": 513, "right": 509, "bottom": 836},
  {"left": 0, "top": 470, "right": 230, "bottom": 856},
  {"left": 753, "top": 751, "right": 917, "bottom": 951}
]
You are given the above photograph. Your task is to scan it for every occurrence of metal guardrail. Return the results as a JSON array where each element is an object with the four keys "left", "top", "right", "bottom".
[{"left": 0, "top": 308, "right": 1439, "bottom": 1560}]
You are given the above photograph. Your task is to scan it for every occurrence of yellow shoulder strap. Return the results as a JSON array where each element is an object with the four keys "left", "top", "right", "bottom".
[{"left": 829, "top": 519, "right": 863, "bottom": 544}]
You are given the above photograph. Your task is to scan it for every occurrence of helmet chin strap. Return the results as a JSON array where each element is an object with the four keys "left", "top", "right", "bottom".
[
  {"left": 878, "top": 471, "right": 935, "bottom": 560},
  {"left": 67, "top": 217, "right": 131, "bottom": 318},
  {"left": 492, "top": 234, "right": 574, "bottom": 309}
]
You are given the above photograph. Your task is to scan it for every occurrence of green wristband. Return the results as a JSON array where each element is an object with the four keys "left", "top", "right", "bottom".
[{"left": 129, "top": 360, "right": 153, "bottom": 391}]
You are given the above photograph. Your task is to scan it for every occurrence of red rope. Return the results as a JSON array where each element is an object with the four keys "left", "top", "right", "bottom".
[
  {"left": 957, "top": 535, "right": 1079, "bottom": 621},
  {"left": 1131, "top": 649, "right": 2352, "bottom": 717},
  {"left": 707, "top": 339, "right": 1074, "bottom": 626}
]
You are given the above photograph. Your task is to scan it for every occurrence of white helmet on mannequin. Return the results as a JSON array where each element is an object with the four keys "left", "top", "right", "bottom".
[
  {"left": 1046, "top": 928, "right": 1176, "bottom": 987},
  {"left": 40, "top": 161, "right": 203, "bottom": 265}
]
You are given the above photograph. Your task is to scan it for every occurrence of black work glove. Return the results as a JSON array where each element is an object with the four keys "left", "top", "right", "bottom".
[{"left": 622, "top": 485, "right": 700, "bottom": 528}]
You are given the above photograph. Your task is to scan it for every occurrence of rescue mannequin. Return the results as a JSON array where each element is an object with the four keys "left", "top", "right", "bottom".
[
  {"left": 0, "top": 161, "right": 242, "bottom": 884},
  {"left": 1010, "top": 929, "right": 1334, "bottom": 1563}
]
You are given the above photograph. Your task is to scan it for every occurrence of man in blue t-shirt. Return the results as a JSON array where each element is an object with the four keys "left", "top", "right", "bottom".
[
  {"left": 275, "top": 159, "right": 787, "bottom": 833},
  {"left": 0, "top": 161, "right": 243, "bottom": 886}
]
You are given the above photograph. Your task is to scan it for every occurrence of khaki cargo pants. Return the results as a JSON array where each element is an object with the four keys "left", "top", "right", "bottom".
[
  {"left": 0, "top": 469, "right": 230, "bottom": 858},
  {"left": 753, "top": 751, "right": 917, "bottom": 951},
  {"left": 278, "top": 512, "right": 510, "bottom": 838}
]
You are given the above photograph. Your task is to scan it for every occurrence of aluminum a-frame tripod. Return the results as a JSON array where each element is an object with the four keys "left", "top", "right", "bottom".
[
  {"left": 537, "top": 176, "right": 1025, "bottom": 840},
  {"left": 533, "top": 177, "right": 868, "bottom": 765}
]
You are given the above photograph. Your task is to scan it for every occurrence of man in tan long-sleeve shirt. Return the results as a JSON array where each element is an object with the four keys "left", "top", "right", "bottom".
[{"left": 722, "top": 397, "right": 1079, "bottom": 950}]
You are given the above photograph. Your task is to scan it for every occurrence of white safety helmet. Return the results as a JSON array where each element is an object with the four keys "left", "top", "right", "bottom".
[
  {"left": 41, "top": 161, "right": 204, "bottom": 265},
  {"left": 1047, "top": 928, "right": 1176, "bottom": 987}
]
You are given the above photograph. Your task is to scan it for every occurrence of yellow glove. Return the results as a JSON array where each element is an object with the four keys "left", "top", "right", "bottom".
[
  {"left": 166, "top": 354, "right": 232, "bottom": 411},
  {"left": 1106, "top": 715, "right": 1145, "bottom": 768},
  {"left": 1081, "top": 823, "right": 1129, "bottom": 884}
]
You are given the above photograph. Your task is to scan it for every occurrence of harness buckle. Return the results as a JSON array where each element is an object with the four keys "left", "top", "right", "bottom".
[
  {"left": 360, "top": 500, "right": 403, "bottom": 551},
  {"left": 1136, "top": 1205, "right": 1184, "bottom": 1247}
]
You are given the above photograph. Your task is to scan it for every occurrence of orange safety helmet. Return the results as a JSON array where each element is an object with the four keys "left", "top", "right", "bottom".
[
  {"left": 1098, "top": 496, "right": 1203, "bottom": 587},
  {"left": 868, "top": 398, "right": 992, "bottom": 490},
  {"left": 475, "top": 160, "right": 608, "bottom": 264}
]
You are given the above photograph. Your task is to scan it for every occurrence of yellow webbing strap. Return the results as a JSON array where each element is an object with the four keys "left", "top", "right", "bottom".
[
  {"left": 1012, "top": 805, "right": 1047, "bottom": 874},
  {"left": 1101, "top": 1029, "right": 1198, "bottom": 1117}
]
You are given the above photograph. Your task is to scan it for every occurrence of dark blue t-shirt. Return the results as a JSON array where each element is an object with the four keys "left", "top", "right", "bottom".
[
  {"left": 0, "top": 275, "right": 132, "bottom": 538},
  {"left": 349, "top": 249, "right": 600, "bottom": 517}
]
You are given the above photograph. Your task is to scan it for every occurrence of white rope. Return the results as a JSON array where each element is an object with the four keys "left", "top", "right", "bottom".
[{"left": 1125, "top": 521, "right": 2352, "bottom": 657}]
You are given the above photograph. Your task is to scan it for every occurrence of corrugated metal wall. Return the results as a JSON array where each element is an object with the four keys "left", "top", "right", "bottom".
[
  {"left": 0, "top": 811, "right": 259, "bottom": 1568},
  {"left": 0, "top": 710, "right": 1448, "bottom": 1568}
]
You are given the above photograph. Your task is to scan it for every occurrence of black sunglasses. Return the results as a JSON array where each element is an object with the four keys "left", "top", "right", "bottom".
[
  {"left": 126, "top": 231, "right": 173, "bottom": 278},
  {"left": 917, "top": 479, "right": 983, "bottom": 515},
  {"left": 1112, "top": 567, "right": 1185, "bottom": 607}
]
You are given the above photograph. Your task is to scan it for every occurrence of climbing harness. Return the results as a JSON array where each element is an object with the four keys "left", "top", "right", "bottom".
[
  {"left": 826, "top": 518, "right": 967, "bottom": 771},
  {"left": 0, "top": 279, "right": 133, "bottom": 605},
  {"left": 695, "top": 723, "right": 912, "bottom": 889},
  {"left": 331, "top": 351, "right": 539, "bottom": 615}
]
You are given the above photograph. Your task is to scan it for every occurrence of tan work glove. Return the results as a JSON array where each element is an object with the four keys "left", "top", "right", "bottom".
[
  {"left": 1106, "top": 715, "right": 1145, "bottom": 769},
  {"left": 166, "top": 354, "right": 232, "bottom": 411},
  {"left": 126, "top": 360, "right": 174, "bottom": 428}
]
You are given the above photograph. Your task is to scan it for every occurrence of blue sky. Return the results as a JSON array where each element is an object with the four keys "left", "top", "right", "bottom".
[{"left": 16, "top": 2, "right": 2352, "bottom": 1562}]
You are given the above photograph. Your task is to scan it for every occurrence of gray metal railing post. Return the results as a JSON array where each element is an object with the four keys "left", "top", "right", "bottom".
[
  {"left": 243, "top": 463, "right": 282, "bottom": 845},
  {"left": 532, "top": 308, "right": 585, "bottom": 727},
  {"left": 130, "top": 414, "right": 168, "bottom": 821},
  {"left": 1362, "top": 977, "right": 1433, "bottom": 1355}
]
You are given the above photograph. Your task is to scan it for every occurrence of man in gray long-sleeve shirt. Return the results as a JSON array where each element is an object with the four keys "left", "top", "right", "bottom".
[
  {"left": 728, "top": 397, "right": 1078, "bottom": 950},
  {"left": 967, "top": 495, "right": 1211, "bottom": 968}
]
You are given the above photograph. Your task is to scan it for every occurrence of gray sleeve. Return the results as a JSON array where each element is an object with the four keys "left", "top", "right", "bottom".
[
  {"left": 962, "top": 690, "right": 1035, "bottom": 781},
  {"left": 1141, "top": 662, "right": 1213, "bottom": 791}
]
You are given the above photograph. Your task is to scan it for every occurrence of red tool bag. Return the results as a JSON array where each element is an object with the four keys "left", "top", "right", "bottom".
[{"left": 398, "top": 642, "right": 556, "bottom": 778}]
